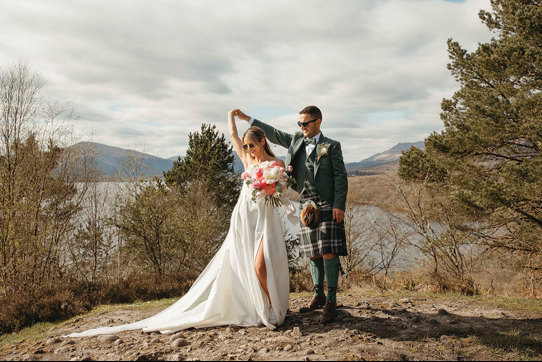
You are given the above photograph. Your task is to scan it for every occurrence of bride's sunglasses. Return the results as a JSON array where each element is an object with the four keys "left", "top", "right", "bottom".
[
  {"left": 243, "top": 143, "right": 256, "bottom": 150},
  {"left": 297, "top": 119, "right": 318, "bottom": 128}
]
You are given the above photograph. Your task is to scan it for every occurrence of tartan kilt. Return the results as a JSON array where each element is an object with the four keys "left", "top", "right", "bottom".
[{"left": 299, "top": 193, "right": 348, "bottom": 258}]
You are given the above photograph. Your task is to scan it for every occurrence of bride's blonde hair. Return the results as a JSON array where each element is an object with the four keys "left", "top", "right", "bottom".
[{"left": 243, "top": 126, "right": 275, "bottom": 158}]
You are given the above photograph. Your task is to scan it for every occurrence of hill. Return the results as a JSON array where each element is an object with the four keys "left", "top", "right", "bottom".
[
  {"left": 69, "top": 141, "right": 425, "bottom": 178},
  {"left": 346, "top": 141, "right": 424, "bottom": 175},
  {"left": 70, "top": 142, "right": 175, "bottom": 178}
]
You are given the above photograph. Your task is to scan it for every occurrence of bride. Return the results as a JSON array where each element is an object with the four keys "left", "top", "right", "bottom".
[{"left": 65, "top": 109, "right": 291, "bottom": 337}]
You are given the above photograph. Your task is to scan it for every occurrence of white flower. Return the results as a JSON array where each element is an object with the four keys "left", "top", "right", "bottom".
[
  {"left": 317, "top": 143, "right": 330, "bottom": 162},
  {"left": 263, "top": 167, "right": 280, "bottom": 181}
]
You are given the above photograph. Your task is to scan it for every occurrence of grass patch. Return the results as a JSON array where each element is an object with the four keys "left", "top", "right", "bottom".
[
  {"left": 361, "top": 290, "right": 542, "bottom": 315},
  {"left": 90, "top": 297, "right": 178, "bottom": 313},
  {"left": 0, "top": 321, "right": 57, "bottom": 350},
  {"left": 475, "top": 328, "right": 542, "bottom": 360},
  {"left": 0, "top": 297, "right": 178, "bottom": 350}
]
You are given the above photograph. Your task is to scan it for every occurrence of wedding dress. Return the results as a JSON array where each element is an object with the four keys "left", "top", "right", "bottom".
[{"left": 65, "top": 176, "right": 296, "bottom": 337}]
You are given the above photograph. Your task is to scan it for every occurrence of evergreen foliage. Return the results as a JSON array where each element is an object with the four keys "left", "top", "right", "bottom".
[
  {"left": 163, "top": 124, "right": 241, "bottom": 211},
  {"left": 399, "top": 0, "right": 542, "bottom": 270}
]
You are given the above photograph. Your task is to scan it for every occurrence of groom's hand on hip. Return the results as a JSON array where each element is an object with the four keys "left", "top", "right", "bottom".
[{"left": 333, "top": 209, "right": 345, "bottom": 224}]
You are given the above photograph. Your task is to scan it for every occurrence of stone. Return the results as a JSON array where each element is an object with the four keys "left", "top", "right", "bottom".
[
  {"left": 437, "top": 309, "right": 449, "bottom": 316},
  {"left": 284, "top": 344, "right": 293, "bottom": 352},
  {"left": 61, "top": 340, "right": 76, "bottom": 347},
  {"left": 304, "top": 349, "right": 315, "bottom": 355},
  {"left": 54, "top": 347, "right": 69, "bottom": 354},
  {"left": 46, "top": 337, "right": 62, "bottom": 345},
  {"left": 292, "top": 327, "right": 302, "bottom": 338},
  {"left": 33, "top": 349, "right": 45, "bottom": 354},
  {"left": 399, "top": 298, "right": 412, "bottom": 304},
  {"left": 258, "top": 347, "right": 269, "bottom": 354},
  {"left": 169, "top": 333, "right": 184, "bottom": 342},
  {"left": 151, "top": 337, "right": 161, "bottom": 343},
  {"left": 98, "top": 335, "right": 119, "bottom": 343},
  {"left": 171, "top": 338, "right": 190, "bottom": 348},
  {"left": 114, "top": 339, "right": 125, "bottom": 346}
]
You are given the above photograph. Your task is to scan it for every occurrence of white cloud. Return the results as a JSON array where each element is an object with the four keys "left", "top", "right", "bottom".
[{"left": 0, "top": 0, "right": 492, "bottom": 162}]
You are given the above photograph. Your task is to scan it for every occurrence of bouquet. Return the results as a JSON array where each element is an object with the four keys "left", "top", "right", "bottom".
[{"left": 242, "top": 161, "right": 294, "bottom": 208}]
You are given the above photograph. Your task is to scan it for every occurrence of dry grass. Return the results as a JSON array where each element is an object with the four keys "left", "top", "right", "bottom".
[
  {"left": 347, "top": 170, "right": 408, "bottom": 212},
  {"left": 0, "top": 298, "right": 179, "bottom": 349}
]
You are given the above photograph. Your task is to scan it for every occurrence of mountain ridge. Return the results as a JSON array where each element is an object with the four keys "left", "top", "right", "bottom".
[
  {"left": 70, "top": 141, "right": 425, "bottom": 178},
  {"left": 346, "top": 141, "right": 424, "bottom": 173}
]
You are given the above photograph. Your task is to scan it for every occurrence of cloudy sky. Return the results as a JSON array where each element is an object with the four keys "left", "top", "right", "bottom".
[{"left": 0, "top": 0, "right": 493, "bottom": 162}]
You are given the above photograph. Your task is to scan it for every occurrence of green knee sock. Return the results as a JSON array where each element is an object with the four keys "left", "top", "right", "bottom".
[
  {"left": 324, "top": 256, "right": 340, "bottom": 303},
  {"left": 310, "top": 258, "right": 325, "bottom": 298}
]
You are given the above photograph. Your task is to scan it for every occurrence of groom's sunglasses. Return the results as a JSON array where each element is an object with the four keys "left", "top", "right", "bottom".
[
  {"left": 297, "top": 119, "right": 318, "bottom": 128},
  {"left": 243, "top": 143, "right": 256, "bottom": 150}
]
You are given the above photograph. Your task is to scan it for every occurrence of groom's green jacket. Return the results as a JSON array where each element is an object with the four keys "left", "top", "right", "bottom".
[{"left": 252, "top": 119, "right": 348, "bottom": 211}]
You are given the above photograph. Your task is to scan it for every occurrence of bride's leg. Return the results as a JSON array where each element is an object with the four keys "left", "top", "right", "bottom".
[{"left": 254, "top": 236, "right": 271, "bottom": 304}]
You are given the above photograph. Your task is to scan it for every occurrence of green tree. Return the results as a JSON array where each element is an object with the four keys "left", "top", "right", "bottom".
[
  {"left": 164, "top": 124, "right": 241, "bottom": 211},
  {"left": 111, "top": 179, "right": 230, "bottom": 279},
  {"left": 399, "top": 0, "right": 542, "bottom": 272}
]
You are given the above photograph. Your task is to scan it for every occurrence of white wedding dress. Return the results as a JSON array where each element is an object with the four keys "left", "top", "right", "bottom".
[{"left": 66, "top": 177, "right": 295, "bottom": 337}]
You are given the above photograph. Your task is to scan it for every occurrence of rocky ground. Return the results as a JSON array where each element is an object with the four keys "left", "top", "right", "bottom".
[{"left": 1, "top": 291, "right": 541, "bottom": 361}]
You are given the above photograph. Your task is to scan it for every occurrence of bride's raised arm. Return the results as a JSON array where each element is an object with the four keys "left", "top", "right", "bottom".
[{"left": 228, "top": 109, "right": 248, "bottom": 169}]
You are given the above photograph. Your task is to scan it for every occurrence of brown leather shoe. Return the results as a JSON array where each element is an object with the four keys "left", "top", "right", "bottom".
[
  {"left": 320, "top": 300, "right": 337, "bottom": 324},
  {"left": 299, "top": 294, "right": 326, "bottom": 313}
]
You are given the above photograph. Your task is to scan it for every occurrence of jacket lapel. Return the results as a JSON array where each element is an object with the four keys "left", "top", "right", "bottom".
[
  {"left": 288, "top": 136, "right": 304, "bottom": 166},
  {"left": 313, "top": 133, "right": 325, "bottom": 178}
]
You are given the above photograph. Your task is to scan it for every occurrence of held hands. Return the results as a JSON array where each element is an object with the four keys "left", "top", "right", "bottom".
[
  {"left": 333, "top": 208, "right": 345, "bottom": 224},
  {"left": 231, "top": 109, "right": 251, "bottom": 122}
]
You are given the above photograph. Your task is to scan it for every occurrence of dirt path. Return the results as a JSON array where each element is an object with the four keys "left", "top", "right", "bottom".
[{"left": 1, "top": 291, "right": 541, "bottom": 361}]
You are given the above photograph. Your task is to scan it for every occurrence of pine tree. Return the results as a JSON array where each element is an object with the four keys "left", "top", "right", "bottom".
[
  {"left": 399, "top": 0, "right": 542, "bottom": 269},
  {"left": 164, "top": 123, "right": 241, "bottom": 211}
]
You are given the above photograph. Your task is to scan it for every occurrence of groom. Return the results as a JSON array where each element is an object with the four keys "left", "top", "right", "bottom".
[{"left": 237, "top": 106, "right": 348, "bottom": 324}]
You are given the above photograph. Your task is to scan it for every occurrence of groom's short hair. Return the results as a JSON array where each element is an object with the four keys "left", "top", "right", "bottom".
[{"left": 299, "top": 105, "right": 322, "bottom": 120}]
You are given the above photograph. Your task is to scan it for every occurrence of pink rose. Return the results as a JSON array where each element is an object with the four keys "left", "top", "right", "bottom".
[
  {"left": 252, "top": 181, "right": 262, "bottom": 189},
  {"left": 270, "top": 161, "right": 279, "bottom": 167},
  {"left": 241, "top": 172, "right": 249, "bottom": 181},
  {"left": 255, "top": 168, "right": 264, "bottom": 179},
  {"left": 287, "top": 165, "right": 293, "bottom": 172}
]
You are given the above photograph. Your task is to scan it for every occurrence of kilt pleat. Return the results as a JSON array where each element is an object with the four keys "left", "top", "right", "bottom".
[{"left": 299, "top": 194, "right": 347, "bottom": 258}]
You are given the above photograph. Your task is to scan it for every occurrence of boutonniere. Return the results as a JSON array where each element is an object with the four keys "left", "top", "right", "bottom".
[{"left": 316, "top": 143, "right": 330, "bottom": 162}]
